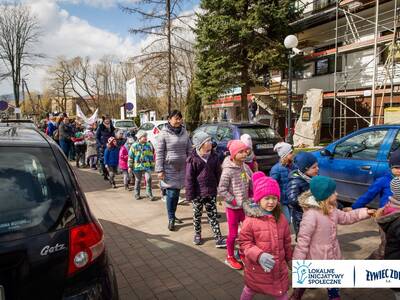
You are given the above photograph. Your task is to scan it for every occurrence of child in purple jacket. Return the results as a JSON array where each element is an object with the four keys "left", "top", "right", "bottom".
[{"left": 185, "top": 131, "right": 226, "bottom": 248}]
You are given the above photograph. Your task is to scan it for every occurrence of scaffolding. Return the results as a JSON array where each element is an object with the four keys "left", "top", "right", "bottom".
[{"left": 332, "top": 0, "right": 400, "bottom": 139}]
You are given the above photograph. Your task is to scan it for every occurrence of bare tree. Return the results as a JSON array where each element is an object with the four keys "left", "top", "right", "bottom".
[
  {"left": 0, "top": 2, "right": 42, "bottom": 112},
  {"left": 120, "top": 0, "right": 195, "bottom": 114}
]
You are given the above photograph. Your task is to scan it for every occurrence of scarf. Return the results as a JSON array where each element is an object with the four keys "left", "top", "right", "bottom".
[
  {"left": 166, "top": 122, "right": 182, "bottom": 135},
  {"left": 196, "top": 149, "right": 209, "bottom": 163},
  {"left": 298, "top": 170, "right": 311, "bottom": 183}
]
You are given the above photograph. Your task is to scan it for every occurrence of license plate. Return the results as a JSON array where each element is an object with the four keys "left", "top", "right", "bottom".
[
  {"left": 256, "top": 143, "right": 273, "bottom": 150},
  {"left": 0, "top": 285, "right": 4, "bottom": 300}
]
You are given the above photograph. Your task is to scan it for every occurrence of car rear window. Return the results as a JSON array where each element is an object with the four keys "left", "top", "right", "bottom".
[
  {"left": 115, "top": 121, "right": 134, "bottom": 128},
  {"left": 239, "top": 126, "right": 279, "bottom": 139},
  {"left": 0, "top": 147, "right": 71, "bottom": 239}
]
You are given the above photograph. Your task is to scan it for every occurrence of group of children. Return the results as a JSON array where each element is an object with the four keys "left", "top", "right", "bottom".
[
  {"left": 102, "top": 131, "right": 155, "bottom": 194},
  {"left": 185, "top": 128, "right": 400, "bottom": 300}
]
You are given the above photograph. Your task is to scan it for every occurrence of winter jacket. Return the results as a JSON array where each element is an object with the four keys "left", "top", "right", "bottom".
[
  {"left": 270, "top": 162, "right": 296, "bottom": 206},
  {"left": 185, "top": 149, "right": 221, "bottom": 201},
  {"left": 59, "top": 122, "right": 73, "bottom": 140},
  {"left": 104, "top": 146, "right": 119, "bottom": 167},
  {"left": 85, "top": 139, "right": 97, "bottom": 157},
  {"left": 155, "top": 125, "right": 192, "bottom": 189},
  {"left": 293, "top": 191, "right": 369, "bottom": 260},
  {"left": 96, "top": 123, "right": 115, "bottom": 147},
  {"left": 128, "top": 142, "right": 155, "bottom": 172},
  {"left": 352, "top": 172, "right": 393, "bottom": 209},
  {"left": 287, "top": 170, "right": 311, "bottom": 226},
  {"left": 119, "top": 144, "right": 129, "bottom": 170},
  {"left": 238, "top": 201, "right": 292, "bottom": 297},
  {"left": 218, "top": 156, "right": 253, "bottom": 209},
  {"left": 47, "top": 121, "right": 57, "bottom": 137},
  {"left": 377, "top": 211, "right": 400, "bottom": 259}
]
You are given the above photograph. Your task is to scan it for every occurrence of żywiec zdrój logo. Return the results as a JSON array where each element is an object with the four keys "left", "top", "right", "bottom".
[{"left": 294, "top": 261, "right": 312, "bottom": 284}]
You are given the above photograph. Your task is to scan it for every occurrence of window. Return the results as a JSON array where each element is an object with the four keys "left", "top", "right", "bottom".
[
  {"left": 313, "top": 0, "right": 335, "bottom": 11},
  {"left": 217, "top": 126, "right": 233, "bottom": 142},
  {"left": 380, "top": 29, "right": 400, "bottom": 65},
  {"left": 314, "top": 55, "right": 342, "bottom": 76},
  {"left": 334, "top": 130, "right": 387, "bottom": 160},
  {"left": 390, "top": 130, "right": 400, "bottom": 154},
  {"left": 0, "top": 148, "right": 72, "bottom": 238},
  {"left": 204, "top": 125, "right": 218, "bottom": 138},
  {"left": 140, "top": 123, "right": 154, "bottom": 131},
  {"left": 115, "top": 120, "right": 135, "bottom": 128},
  {"left": 239, "top": 126, "right": 279, "bottom": 139}
]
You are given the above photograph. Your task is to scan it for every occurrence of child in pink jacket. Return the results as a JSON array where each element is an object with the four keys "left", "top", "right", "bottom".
[
  {"left": 119, "top": 137, "right": 134, "bottom": 190},
  {"left": 292, "top": 176, "right": 376, "bottom": 300},
  {"left": 239, "top": 172, "right": 292, "bottom": 300},
  {"left": 218, "top": 140, "right": 253, "bottom": 270}
]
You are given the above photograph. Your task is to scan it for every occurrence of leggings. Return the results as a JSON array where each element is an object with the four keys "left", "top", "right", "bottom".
[
  {"left": 240, "top": 286, "right": 288, "bottom": 300},
  {"left": 226, "top": 207, "right": 245, "bottom": 257},
  {"left": 193, "top": 196, "right": 222, "bottom": 239}
]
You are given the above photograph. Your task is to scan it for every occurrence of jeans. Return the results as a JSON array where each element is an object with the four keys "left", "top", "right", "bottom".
[
  {"left": 166, "top": 188, "right": 180, "bottom": 221},
  {"left": 133, "top": 171, "right": 152, "bottom": 196},
  {"left": 122, "top": 170, "right": 130, "bottom": 186},
  {"left": 281, "top": 204, "right": 292, "bottom": 225},
  {"left": 59, "top": 139, "right": 71, "bottom": 157}
]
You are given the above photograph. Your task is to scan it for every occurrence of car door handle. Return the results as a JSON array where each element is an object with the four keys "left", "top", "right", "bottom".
[{"left": 360, "top": 165, "right": 371, "bottom": 171}]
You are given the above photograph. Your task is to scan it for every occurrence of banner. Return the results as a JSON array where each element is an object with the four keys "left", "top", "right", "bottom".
[
  {"left": 293, "top": 260, "right": 400, "bottom": 288},
  {"left": 76, "top": 104, "right": 98, "bottom": 125},
  {"left": 126, "top": 78, "right": 137, "bottom": 117}
]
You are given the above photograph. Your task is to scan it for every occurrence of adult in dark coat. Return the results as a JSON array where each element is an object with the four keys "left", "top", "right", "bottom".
[
  {"left": 59, "top": 116, "right": 73, "bottom": 157},
  {"left": 96, "top": 115, "right": 115, "bottom": 180},
  {"left": 185, "top": 131, "right": 225, "bottom": 247}
]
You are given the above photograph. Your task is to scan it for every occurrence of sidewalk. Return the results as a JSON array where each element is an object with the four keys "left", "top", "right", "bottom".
[{"left": 74, "top": 166, "right": 394, "bottom": 300}]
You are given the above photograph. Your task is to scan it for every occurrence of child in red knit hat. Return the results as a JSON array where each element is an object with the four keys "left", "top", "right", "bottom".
[
  {"left": 218, "top": 140, "right": 253, "bottom": 270},
  {"left": 238, "top": 171, "right": 292, "bottom": 300}
]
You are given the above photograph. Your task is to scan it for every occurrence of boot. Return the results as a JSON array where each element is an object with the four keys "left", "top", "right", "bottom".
[{"left": 168, "top": 219, "right": 175, "bottom": 231}]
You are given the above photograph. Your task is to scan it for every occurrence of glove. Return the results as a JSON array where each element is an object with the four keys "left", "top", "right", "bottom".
[{"left": 258, "top": 252, "right": 275, "bottom": 272}]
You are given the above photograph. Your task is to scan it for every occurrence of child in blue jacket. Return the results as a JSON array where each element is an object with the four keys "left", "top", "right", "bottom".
[
  {"left": 344, "top": 149, "right": 400, "bottom": 259},
  {"left": 270, "top": 142, "right": 295, "bottom": 224},
  {"left": 104, "top": 137, "right": 119, "bottom": 188}
]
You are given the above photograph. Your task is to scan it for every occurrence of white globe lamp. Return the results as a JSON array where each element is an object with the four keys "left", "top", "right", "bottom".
[{"left": 284, "top": 35, "right": 298, "bottom": 49}]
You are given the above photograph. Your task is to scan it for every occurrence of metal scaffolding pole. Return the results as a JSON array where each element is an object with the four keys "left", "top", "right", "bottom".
[
  {"left": 370, "top": 0, "right": 380, "bottom": 127},
  {"left": 333, "top": 0, "right": 339, "bottom": 140}
]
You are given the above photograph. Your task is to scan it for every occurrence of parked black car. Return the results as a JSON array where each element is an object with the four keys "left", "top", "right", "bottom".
[
  {"left": 192, "top": 122, "right": 281, "bottom": 173},
  {"left": 0, "top": 123, "right": 119, "bottom": 300}
]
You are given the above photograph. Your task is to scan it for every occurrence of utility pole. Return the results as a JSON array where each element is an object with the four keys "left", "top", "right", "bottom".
[{"left": 166, "top": 0, "right": 172, "bottom": 115}]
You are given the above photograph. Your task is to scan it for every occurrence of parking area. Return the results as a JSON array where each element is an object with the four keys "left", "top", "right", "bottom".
[{"left": 75, "top": 166, "right": 394, "bottom": 300}]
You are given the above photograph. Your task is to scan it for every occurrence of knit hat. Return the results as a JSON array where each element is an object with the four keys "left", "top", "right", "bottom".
[
  {"left": 252, "top": 171, "right": 280, "bottom": 203},
  {"left": 310, "top": 176, "right": 336, "bottom": 202},
  {"left": 274, "top": 142, "right": 293, "bottom": 158},
  {"left": 240, "top": 134, "right": 253, "bottom": 149},
  {"left": 136, "top": 131, "right": 147, "bottom": 140},
  {"left": 294, "top": 152, "right": 318, "bottom": 173},
  {"left": 75, "top": 132, "right": 83, "bottom": 139},
  {"left": 192, "top": 131, "right": 211, "bottom": 151},
  {"left": 390, "top": 150, "right": 400, "bottom": 168},
  {"left": 86, "top": 131, "right": 94, "bottom": 139},
  {"left": 227, "top": 140, "right": 249, "bottom": 159}
]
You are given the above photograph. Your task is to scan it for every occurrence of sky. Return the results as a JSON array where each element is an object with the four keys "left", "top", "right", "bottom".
[{"left": 0, "top": 0, "right": 198, "bottom": 95}]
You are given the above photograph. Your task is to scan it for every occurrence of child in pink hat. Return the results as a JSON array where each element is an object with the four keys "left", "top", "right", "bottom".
[
  {"left": 218, "top": 140, "right": 253, "bottom": 270},
  {"left": 238, "top": 171, "right": 292, "bottom": 300}
]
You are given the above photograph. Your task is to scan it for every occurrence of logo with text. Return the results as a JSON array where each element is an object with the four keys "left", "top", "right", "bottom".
[{"left": 294, "top": 261, "right": 344, "bottom": 285}]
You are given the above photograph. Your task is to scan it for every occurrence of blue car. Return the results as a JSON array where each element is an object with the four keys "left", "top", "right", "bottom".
[
  {"left": 313, "top": 125, "right": 400, "bottom": 206},
  {"left": 192, "top": 122, "right": 281, "bottom": 173}
]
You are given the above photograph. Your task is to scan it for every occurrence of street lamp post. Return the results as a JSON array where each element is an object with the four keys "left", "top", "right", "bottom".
[{"left": 284, "top": 34, "right": 298, "bottom": 144}]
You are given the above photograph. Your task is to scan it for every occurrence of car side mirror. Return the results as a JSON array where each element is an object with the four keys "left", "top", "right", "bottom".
[{"left": 320, "top": 149, "right": 333, "bottom": 157}]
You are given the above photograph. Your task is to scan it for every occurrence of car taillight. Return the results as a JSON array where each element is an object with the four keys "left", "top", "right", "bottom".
[
  {"left": 153, "top": 127, "right": 159, "bottom": 135},
  {"left": 68, "top": 221, "right": 105, "bottom": 276}
]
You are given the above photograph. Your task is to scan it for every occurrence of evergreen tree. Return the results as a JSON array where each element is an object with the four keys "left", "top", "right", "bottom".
[
  {"left": 195, "top": 0, "right": 298, "bottom": 120},
  {"left": 184, "top": 79, "right": 202, "bottom": 132}
]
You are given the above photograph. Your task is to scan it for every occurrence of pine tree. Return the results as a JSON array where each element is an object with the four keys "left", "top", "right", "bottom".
[{"left": 195, "top": 0, "right": 298, "bottom": 121}]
